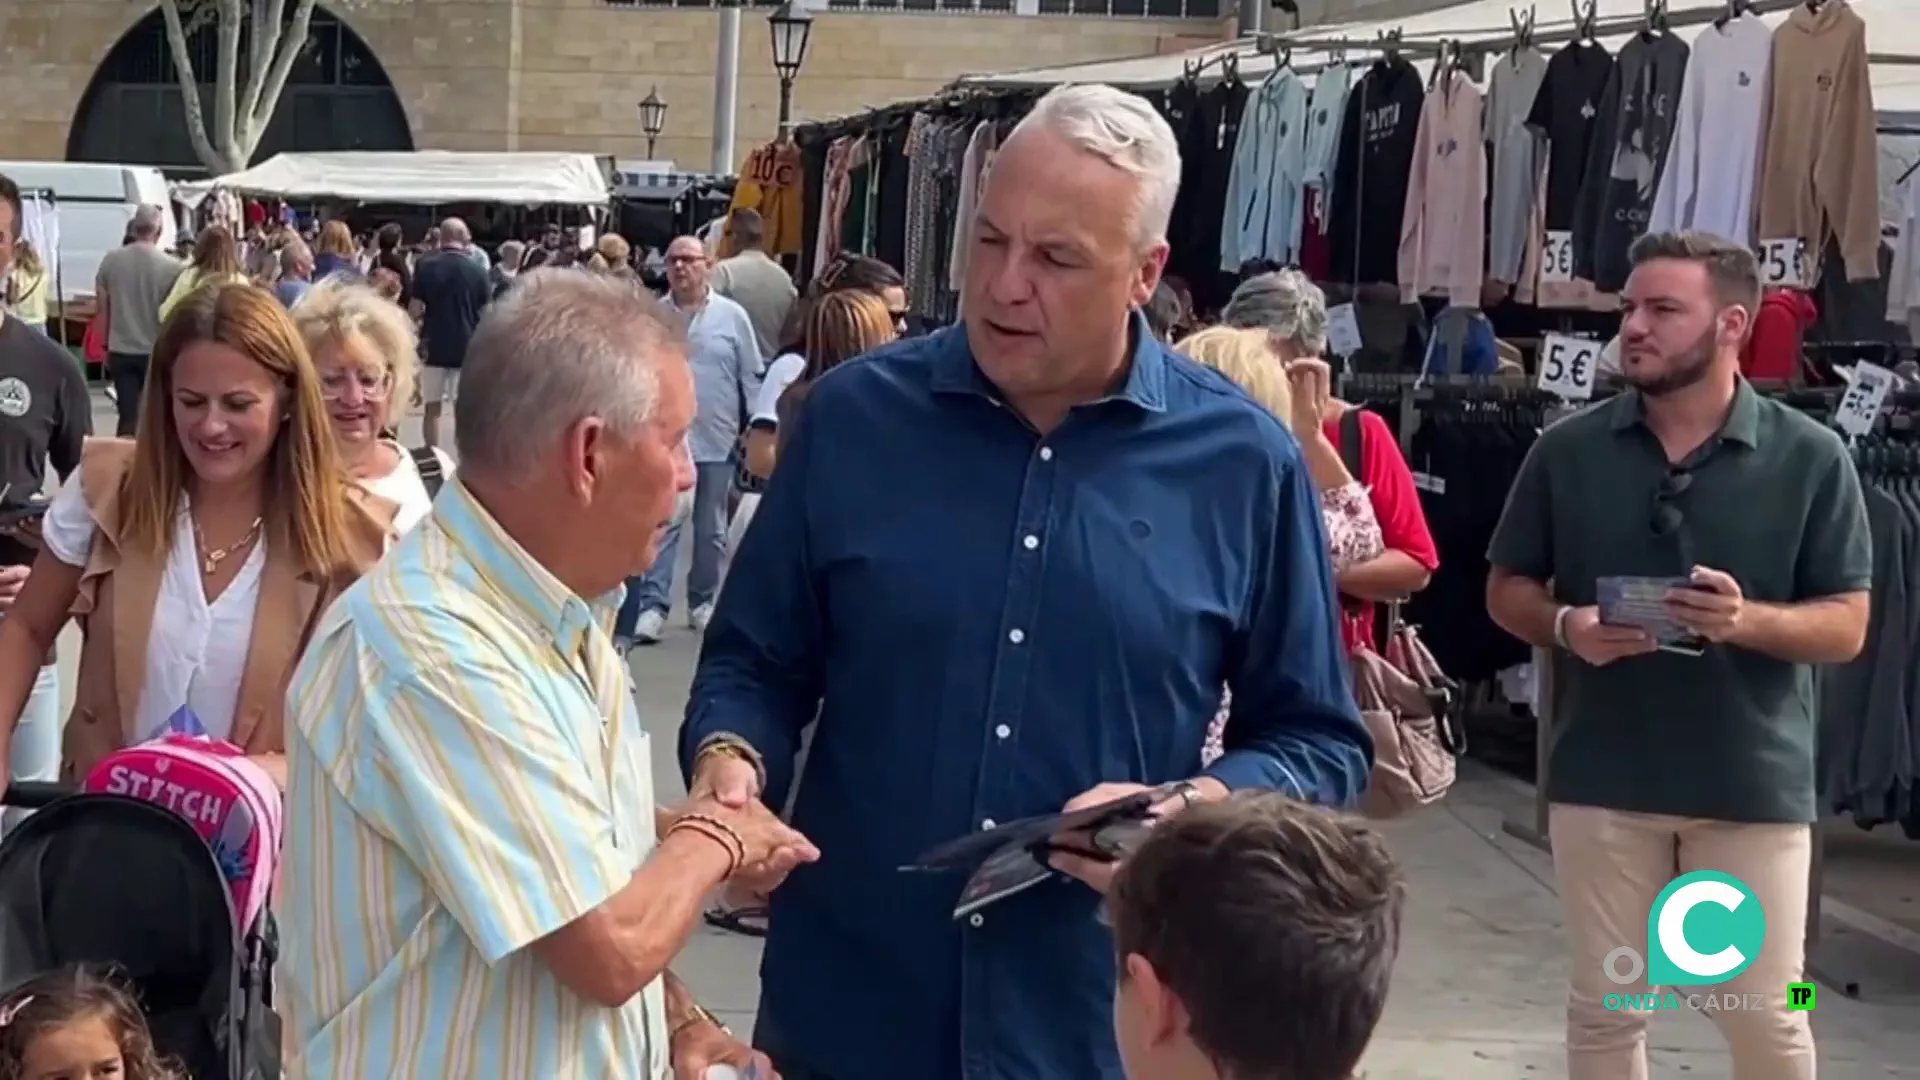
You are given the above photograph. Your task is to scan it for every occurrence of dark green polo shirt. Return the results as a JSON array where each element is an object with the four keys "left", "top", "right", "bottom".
[{"left": 1487, "top": 380, "right": 1872, "bottom": 823}]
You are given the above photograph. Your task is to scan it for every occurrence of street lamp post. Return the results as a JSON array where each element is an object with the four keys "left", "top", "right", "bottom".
[
  {"left": 638, "top": 86, "right": 668, "bottom": 159},
  {"left": 767, "top": 1, "right": 814, "bottom": 136}
]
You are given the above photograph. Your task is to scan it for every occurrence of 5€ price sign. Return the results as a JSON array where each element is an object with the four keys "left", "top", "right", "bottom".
[
  {"left": 1755, "top": 237, "right": 1810, "bottom": 290},
  {"left": 1537, "top": 333, "right": 1600, "bottom": 402},
  {"left": 1835, "top": 360, "right": 1895, "bottom": 438},
  {"left": 1325, "top": 303, "right": 1364, "bottom": 357},
  {"left": 1540, "top": 230, "right": 1576, "bottom": 283}
]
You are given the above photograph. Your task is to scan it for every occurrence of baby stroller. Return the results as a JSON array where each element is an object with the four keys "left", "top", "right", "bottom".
[{"left": 0, "top": 782, "right": 280, "bottom": 1079}]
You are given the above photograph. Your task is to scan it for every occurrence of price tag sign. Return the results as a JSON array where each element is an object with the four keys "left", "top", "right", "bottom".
[
  {"left": 1540, "top": 230, "right": 1576, "bottom": 283},
  {"left": 1755, "top": 237, "right": 1810, "bottom": 289},
  {"left": 1537, "top": 332, "right": 1600, "bottom": 402},
  {"left": 1834, "top": 360, "right": 1895, "bottom": 438},
  {"left": 1326, "top": 303, "right": 1364, "bottom": 357}
]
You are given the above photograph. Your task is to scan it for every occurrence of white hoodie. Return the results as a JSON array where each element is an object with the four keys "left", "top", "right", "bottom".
[{"left": 1648, "top": 14, "right": 1773, "bottom": 242}]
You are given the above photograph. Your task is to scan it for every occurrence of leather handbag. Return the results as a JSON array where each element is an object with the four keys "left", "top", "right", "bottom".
[{"left": 1353, "top": 604, "right": 1466, "bottom": 819}]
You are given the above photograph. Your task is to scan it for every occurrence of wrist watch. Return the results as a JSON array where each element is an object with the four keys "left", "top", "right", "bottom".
[{"left": 1552, "top": 605, "right": 1574, "bottom": 650}]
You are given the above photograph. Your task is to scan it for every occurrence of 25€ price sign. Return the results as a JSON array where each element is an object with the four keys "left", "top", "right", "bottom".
[
  {"left": 1834, "top": 360, "right": 1895, "bottom": 438},
  {"left": 1755, "top": 237, "right": 1810, "bottom": 290},
  {"left": 1540, "top": 230, "right": 1576, "bottom": 283},
  {"left": 1537, "top": 333, "right": 1600, "bottom": 402}
]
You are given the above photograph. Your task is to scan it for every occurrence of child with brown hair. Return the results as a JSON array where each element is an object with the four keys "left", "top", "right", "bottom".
[{"left": 0, "top": 966, "right": 183, "bottom": 1080}]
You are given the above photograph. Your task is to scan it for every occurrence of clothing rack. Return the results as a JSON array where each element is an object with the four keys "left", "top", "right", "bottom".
[{"left": 1490, "top": 376, "right": 1920, "bottom": 998}]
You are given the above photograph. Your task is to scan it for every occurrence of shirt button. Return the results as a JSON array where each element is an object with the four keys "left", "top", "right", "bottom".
[
  {"left": 994, "top": 724, "right": 1011, "bottom": 739},
  {"left": 981, "top": 818, "right": 996, "bottom": 830},
  {"left": 969, "top": 913, "right": 986, "bottom": 928},
  {"left": 1022, "top": 534, "right": 1039, "bottom": 550},
  {"left": 1008, "top": 628, "right": 1025, "bottom": 644},
  {"left": 1038, "top": 446, "right": 1054, "bottom": 461}
]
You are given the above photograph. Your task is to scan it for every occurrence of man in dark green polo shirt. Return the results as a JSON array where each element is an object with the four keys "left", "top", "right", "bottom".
[{"left": 1486, "top": 231, "right": 1871, "bottom": 1080}]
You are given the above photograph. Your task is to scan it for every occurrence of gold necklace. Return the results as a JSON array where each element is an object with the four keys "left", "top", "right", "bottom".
[{"left": 194, "top": 516, "right": 263, "bottom": 576}]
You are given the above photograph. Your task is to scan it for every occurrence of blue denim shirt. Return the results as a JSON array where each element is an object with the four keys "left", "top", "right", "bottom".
[{"left": 680, "top": 319, "right": 1370, "bottom": 1080}]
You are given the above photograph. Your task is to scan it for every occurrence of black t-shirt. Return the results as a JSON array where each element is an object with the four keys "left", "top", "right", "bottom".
[
  {"left": 1525, "top": 41, "right": 1616, "bottom": 231},
  {"left": 0, "top": 316, "right": 91, "bottom": 566},
  {"left": 412, "top": 249, "right": 492, "bottom": 370},
  {"left": 1329, "top": 57, "right": 1425, "bottom": 286}
]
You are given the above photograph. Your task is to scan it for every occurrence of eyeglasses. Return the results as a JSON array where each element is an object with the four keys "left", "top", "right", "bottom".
[
  {"left": 317, "top": 369, "right": 393, "bottom": 402},
  {"left": 1649, "top": 467, "right": 1692, "bottom": 537}
]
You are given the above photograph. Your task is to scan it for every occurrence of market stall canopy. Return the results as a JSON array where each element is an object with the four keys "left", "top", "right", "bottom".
[
  {"left": 173, "top": 151, "right": 612, "bottom": 208},
  {"left": 955, "top": 0, "right": 1920, "bottom": 91}
]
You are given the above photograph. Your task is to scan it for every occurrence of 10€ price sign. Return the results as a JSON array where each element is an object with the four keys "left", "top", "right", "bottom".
[
  {"left": 1755, "top": 237, "right": 1810, "bottom": 290},
  {"left": 1834, "top": 360, "right": 1895, "bottom": 438},
  {"left": 1540, "top": 230, "right": 1576, "bottom": 283},
  {"left": 1537, "top": 333, "right": 1600, "bottom": 402}
]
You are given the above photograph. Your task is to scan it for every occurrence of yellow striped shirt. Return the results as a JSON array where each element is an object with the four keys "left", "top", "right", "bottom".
[{"left": 281, "top": 479, "right": 668, "bottom": 1079}]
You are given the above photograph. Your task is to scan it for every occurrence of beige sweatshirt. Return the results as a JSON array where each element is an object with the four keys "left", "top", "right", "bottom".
[
  {"left": 1755, "top": 1, "right": 1880, "bottom": 283},
  {"left": 1398, "top": 71, "right": 1487, "bottom": 306}
]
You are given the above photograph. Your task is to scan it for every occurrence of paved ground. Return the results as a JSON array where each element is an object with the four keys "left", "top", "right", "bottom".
[{"left": 56, "top": 387, "right": 1920, "bottom": 1076}]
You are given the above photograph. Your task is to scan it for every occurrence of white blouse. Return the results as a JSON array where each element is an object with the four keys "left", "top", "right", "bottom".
[
  {"left": 44, "top": 472, "right": 264, "bottom": 743},
  {"left": 358, "top": 442, "right": 453, "bottom": 536}
]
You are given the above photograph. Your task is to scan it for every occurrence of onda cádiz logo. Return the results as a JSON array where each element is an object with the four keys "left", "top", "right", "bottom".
[{"left": 1601, "top": 871, "right": 1786, "bottom": 1014}]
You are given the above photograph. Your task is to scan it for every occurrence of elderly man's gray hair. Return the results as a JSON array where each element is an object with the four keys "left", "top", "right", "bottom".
[
  {"left": 455, "top": 269, "right": 681, "bottom": 481},
  {"left": 1010, "top": 83, "right": 1182, "bottom": 248},
  {"left": 1222, "top": 270, "right": 1330, "bottom": 357},
  {"left": 130, "top": 204, "right": 165, "bottom": 239}
]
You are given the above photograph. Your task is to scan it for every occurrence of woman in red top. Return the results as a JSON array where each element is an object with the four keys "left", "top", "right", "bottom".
[{"left": 1223, "top": 271, "right": 1439, "bottom": 650}]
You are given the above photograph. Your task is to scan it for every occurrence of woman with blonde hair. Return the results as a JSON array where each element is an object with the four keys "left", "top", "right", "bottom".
[
  {"left": 1180, "top": 325, "right": 1385, "bottom": 763},
  {"left": 291, "top": 277, "right": 450, "bottom": 533},
  {"left": 4, "top": 239, "right": 48, "bottom": 334},
  {"left": 0, "top": 283, "right": 392, "bottom": 789},
  {"left": 311, "top": 219, "right": 359, "bottom": 281},
  {"left": 160, "top": 225, "right": 247, "bottom": 321}
]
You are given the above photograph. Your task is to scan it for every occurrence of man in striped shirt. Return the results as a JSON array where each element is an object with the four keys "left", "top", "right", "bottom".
[{"left": 281, "top": 270, "right": 817, "bottom": 1079}]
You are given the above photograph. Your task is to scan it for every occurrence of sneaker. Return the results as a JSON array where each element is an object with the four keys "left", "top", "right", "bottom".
[
  {"left": 689, "top": 603, "right": 715, "bottom": 632},
  {"left": 103, "top": 385, "right": 117, "bottom": 404},
  {"left": 634, "top": 609, "right": 667, "bottom": 644}
]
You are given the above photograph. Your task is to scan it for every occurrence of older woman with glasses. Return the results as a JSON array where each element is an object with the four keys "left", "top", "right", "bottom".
[
  {"left": 290, "top": 277, "right": 450, "bottom": 533},
  {"left": 1222, "top": 270, "right": 1439, "bottom": 652}
]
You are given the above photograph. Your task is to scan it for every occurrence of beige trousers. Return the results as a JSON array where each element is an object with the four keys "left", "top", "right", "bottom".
[{"left": 1549, "top": 803, "right": 1816, "bottom": 1080}]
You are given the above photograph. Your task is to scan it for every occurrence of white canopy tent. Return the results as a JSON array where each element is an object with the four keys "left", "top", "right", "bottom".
[{"left": 173, "top": 151, "right": 612, "bottom": 208}]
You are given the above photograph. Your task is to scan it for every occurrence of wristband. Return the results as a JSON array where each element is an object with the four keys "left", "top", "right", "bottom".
[
  {"left": 694, "top": 734, "right": 768, "bottom": 793},
  {"left": 1552, "top": 605, "right": 1574, "bottom": 650}
]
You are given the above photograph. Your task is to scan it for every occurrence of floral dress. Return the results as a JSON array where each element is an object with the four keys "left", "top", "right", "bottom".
[{"left": 1202, "top": 482, "right": 1383, "bottom": 765}]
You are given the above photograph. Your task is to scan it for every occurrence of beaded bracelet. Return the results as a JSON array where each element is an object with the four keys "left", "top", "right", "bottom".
[{"left": 667, "top": 814, "right": 746, "bottom": 876}]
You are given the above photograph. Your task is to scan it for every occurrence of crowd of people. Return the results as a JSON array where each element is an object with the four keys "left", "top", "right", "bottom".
[{"left": 0, "top": 70, "right": 1876, "bottom": 1080}]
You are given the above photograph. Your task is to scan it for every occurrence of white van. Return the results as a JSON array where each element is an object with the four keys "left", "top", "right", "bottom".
[{"left": 0, "top": 161, "right": 177, "bottom": 304}]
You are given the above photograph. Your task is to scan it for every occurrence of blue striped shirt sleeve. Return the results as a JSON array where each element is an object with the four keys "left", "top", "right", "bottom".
[{"left": 344, "top": 651, "right": 630, "bottom": 966}]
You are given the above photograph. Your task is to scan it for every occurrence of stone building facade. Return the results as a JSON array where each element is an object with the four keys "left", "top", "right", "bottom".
[{"left": 0, "top": 0, "right": 1243, "bottom": 173}]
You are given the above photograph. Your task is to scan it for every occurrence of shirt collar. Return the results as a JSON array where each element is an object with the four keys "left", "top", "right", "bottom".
[
  {"left": 1609, "top": 376, "right": 1762, "bottom": 449},
  {"left": 928, "top": 311, "right": 1167, "bottom": 413},
  {"left": 435, "top": 478, "right": 623, "bottom": 651},
  {"left": 667, "top": 288, "right": 709, "bottom": 315}
]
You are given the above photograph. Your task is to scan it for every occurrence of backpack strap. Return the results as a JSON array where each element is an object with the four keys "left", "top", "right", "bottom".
[
  {"left": 411, "top": 445, "right": 445, "bottom": 498},
  {"left": 1338, "top": 406, "right": 1366, "bottom": 481}
]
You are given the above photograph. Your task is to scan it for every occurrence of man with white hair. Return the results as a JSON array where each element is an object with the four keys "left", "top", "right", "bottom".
[
  {"left": 280, "top": 271, "right": 815, "bottom": 1080},
  {"left": 273, "top": 240, "right": 315, "bottom": 308},
  {"left": 682, "top": 84, "right": 1368, "bottom": 1079},
  {"left": 412, "top": 216, "right": 492, "bottom": 448}
]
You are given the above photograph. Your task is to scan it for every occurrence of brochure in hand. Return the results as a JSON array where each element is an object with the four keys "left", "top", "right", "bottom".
[
  {"left": 903, "top": 784, "right": 1180, "bottom": 920},
  {"left": 1596, "top": 575, "right": 1706, "bottom": 656}
]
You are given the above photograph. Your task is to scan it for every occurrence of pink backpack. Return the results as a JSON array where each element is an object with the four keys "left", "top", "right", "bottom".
[{"left": 81, "top": 722, "right": 283, "bottom": 935}]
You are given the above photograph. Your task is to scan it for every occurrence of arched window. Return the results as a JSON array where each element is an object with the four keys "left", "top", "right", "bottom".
[{"left": 70, "top": 6, "right": 411, "bottom": 173}]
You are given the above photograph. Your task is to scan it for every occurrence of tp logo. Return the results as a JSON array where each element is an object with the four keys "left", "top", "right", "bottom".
[{"left": 1604, "top": 871, "right": 1766, "bottom": 987}]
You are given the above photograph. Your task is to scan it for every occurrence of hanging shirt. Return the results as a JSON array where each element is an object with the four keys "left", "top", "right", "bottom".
[
  {"left": 1485, "top": 48, "right": 1549, "bottom": 284},
  {"left": 1330, "top": 56, "right": 1425, "bottom": 287},
  {"left": 1525, "top": 41, "right": 1616, "bottom": 233},
  {"left": 731, "top": 142, "right": 805, "bottom": 258},
  {"left": 1399, "top": 70, "right": 1486, "bottom": 307},
  {"left": 1648, "top": 14, "right": 1772, "bottom": 242},
  {"left": 1221, "top": 68, "right": 1310, "bottom": 270},
  {"left": 1571, "top": 31, "right": 1691, "bottom": 293},
  {"left": 1301, "top": 63, "right": 1355, "bottom": 190},
  {"left": 1888, "top": 180, "right": 1920, "bottom": 325},
  {"left": 1756, "top": 1, "right": 1882, "bottom": 284}
]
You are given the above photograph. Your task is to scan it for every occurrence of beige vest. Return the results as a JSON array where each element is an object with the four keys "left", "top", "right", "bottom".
[{"left": 59, "top": 438, "right": 393, "bottom": 781}]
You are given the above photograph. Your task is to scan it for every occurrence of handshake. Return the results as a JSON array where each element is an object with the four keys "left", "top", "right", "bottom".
[{"left": 660, "top": 746, "right": 818, "bottom": 903}]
